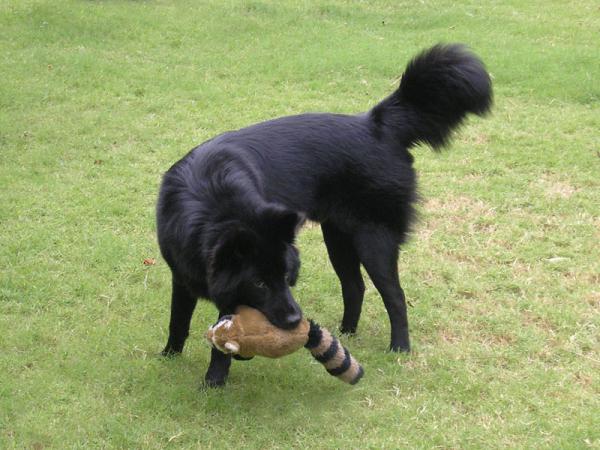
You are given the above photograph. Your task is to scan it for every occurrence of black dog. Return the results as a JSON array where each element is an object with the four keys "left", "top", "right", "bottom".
[{"left": 156, "top": 44, "right": 492, "bottom": 386}]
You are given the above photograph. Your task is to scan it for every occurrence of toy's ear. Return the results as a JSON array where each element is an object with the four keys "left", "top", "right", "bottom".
[
  {"left": 223, "top": 341, "right": 240, "bottom": 353},
  {"left": 260, "top": 205, "right": 305, "bottom": 243},
  {"left": 206, "top": 316, "right": 240, "bottom": 354}
]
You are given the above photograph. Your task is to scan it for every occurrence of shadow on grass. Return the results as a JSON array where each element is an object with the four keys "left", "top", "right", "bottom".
[{"left": 128, "top": 347, "right": 359, "bottom": 428}]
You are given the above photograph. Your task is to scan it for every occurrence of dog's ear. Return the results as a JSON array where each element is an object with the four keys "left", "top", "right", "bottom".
[
  {"left": 211, "top": 225, "right": 256, "bottom": 275},
  {"left": 285, "top": 245, "right": 301, "bottom": 287},
  {"left": 260, "top": 205, "right": 305, "bottom": 243},
  {"left": 208, "top": 225, "right": 257, "bottom": 298}
]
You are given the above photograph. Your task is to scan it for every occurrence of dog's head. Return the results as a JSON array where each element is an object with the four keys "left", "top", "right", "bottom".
[{"left": 208, "top": 204, "right": 304, "bottom": 329}]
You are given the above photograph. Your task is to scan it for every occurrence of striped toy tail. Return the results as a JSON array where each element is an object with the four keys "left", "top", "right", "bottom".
[{"left": 304, "top": 320, "right": 364, "bottom": 385}]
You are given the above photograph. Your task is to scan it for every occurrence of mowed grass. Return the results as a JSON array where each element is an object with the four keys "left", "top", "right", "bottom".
[{"left": 1, "top": 0, "right": 599, "bottom": 448}]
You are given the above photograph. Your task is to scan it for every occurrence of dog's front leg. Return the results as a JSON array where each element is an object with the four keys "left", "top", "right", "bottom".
[
  {"left": 204, "top": 309, "right": 234, "bottom": 387},
  {"left": 204, "top": 346, "right": 232, "bottom": 387},
  {"left": 161, "top": 277, "right": 198, "bottom": 356}
]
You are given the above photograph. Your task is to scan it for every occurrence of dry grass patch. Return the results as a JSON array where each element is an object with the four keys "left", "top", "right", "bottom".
[
  {"left": 417, "top": 195, "right": 498, "bottom": 242},
  {"left": 536, "top": 173, "right": 580, "bottom": 199}
]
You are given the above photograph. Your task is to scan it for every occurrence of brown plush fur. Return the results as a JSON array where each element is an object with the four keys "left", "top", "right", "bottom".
[
  {"left": 205, "top": 306, "right": 364, "bottom": 384},
  {"left": 206, "top": 306, "right": 309, "bottom": 359}
]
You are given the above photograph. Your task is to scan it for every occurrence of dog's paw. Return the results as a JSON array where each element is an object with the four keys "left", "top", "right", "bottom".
[
  {"left": 203, "top": 371, "right": 228, "bottom": 388},
  {"left": 201, "top": 379, "right": 227, "bottom": 389},
  {"left": 160, "top": 344, "right": 183, "bottom": 358},
  {"left": 390, "top": 329, "right": 411, "bottom": 353},
  {"left": 339, "top": 325, "right": 357, "bottom": 335},
  {"left": 389, "top": 343, "right": 410, "bottom": 353}
]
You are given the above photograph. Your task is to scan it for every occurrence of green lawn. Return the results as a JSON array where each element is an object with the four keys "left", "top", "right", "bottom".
[{"left": 1, "top": 0, "right": 598, "bottom": 448}]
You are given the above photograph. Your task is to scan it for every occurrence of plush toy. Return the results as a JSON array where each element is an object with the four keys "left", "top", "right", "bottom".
[{"left": 206, "top": 306, "right": 364, "bottom": 385}]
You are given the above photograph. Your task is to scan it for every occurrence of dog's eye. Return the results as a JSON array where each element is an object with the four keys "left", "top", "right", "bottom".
[
  {"left": 254, "top": 280, "right": 266, "bottom": 290},
  {"left": 284, "top": 274, "right": 290, "bottom": 283}
]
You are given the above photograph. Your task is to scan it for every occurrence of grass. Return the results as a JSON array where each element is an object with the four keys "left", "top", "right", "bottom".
[{"left": 1, "top": 0, "right": 599, "bottom": 448}]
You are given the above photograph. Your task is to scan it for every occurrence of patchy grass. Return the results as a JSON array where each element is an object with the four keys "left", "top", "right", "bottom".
[{"left": 1, "top": 0, "right": 599, "bottom": 448}]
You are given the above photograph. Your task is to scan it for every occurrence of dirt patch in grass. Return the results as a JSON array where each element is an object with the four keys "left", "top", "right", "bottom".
[
  {"left": 418, "top": 195, "right": 497, "bottom": 238},
  {"left": 536, "top": 174, "right": 579, "bottom": 199},
  {"left": 438, "top": 327, "right": 462, "bottom": 344},
  {"left": 521, "top": 310, "right": 557, "bottom": 335},
  {"left": 585, "top": 289, "right": 599, "bottom": 308},
  {"left": 459, "top": 132, "right": 490, "bottom": 147},
  {"left": 422, "top": 195, "right": 495, "bottom": 218}
]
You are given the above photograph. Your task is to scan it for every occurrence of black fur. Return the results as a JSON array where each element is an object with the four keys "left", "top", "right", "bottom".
[
  {"left": 326, "top": 348, "right": 352, "bottom": 376},
  {"left": 156, "top": 44, "right": 492, "bottom": 387},
  {"left": 304, "top": 320, "right": 323, "bottom": 350},
  {"left": 314, "top": 338, "right": 340, "bottom": 364}
]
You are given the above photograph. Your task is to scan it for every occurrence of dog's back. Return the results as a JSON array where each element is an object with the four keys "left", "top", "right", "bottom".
[{"left": 165, "top": 44, "right": 491, "bottom": 243}]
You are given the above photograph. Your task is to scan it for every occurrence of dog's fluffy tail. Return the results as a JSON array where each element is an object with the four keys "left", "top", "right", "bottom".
[{"left": 370, "top": 44, "right": 492, "bottom": 150}]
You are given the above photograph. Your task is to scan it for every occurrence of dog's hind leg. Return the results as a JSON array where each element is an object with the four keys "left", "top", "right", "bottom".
[
  {"left": 161, "top": 277, "right": 198, "bottom": 356},
  {"left": 322, "top": 222, "right": 365, "bottom": 335},
  {"left": 354, "top": 229, "right": 410, "bottom": 352}
]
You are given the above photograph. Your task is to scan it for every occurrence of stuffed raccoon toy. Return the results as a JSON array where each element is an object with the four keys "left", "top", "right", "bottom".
[{"left": 206, "top": 306, "right": 364, "bottom": 385}]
